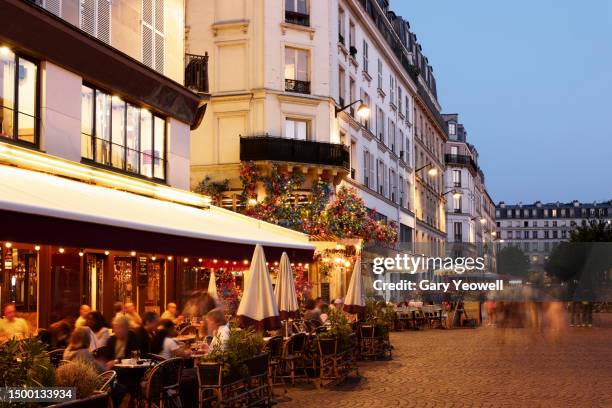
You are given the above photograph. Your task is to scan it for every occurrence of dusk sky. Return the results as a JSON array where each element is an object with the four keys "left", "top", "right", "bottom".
[{"left": 391, "top": 0, "right": 612, "bottom": 204}]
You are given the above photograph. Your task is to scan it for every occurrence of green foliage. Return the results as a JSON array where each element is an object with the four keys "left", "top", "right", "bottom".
[
  {"left": 497, "top": 246, "right": 530, "bottom": 277},
  {"left": 319, "top": 308, "right": 353, "bottom": 351},
  {"left": 194, "top": 176, "right": 230, "bottom": 206},
  {"left": 204, "top": 326, "right": 264, "bottom": 379},
  {"left": 55, "top": 360, "right": 99, "bottom": 399},
  {"left": 570, "top": 219, "right": 612, "bottom": 242},
  {"left": 0, "top": 337, "right": 55, "bottom": 389}
]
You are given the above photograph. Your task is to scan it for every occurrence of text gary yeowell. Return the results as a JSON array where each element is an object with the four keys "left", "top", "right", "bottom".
[{"left": 371, "top": 254, "right": 504, "bottom": 292}]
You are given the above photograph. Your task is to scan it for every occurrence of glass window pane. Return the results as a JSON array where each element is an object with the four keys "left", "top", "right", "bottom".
[
  {"left": 153, "top": 116, "right": 165, "bottom": 179},
  {"left": 285, "top": 0, "right": 294, "bottom": 12},
  {"left": 140, "top": 109, "right": 153, "bottom": 177},
  {"left": 297, "top": 0, "right": 308, "bottom": 14},
  {"left": 111, "top": 98, "right": 125, "bottom": 169},
  {"left": 81, "top": 86, "right": 93, "bottom": 136},
  {"left": 126, "top": 104, "right": 140, "bottom": 173},
  {"left": 0, "top": 49, "right": 15, "bottom": 111},
  {"left": 95, "top": 91, "right": 111, "bottom": 165},
  {"left": 0, "top": 107, "right": 13, "bottom": 138},
  {"left": 284, "top": 48, "right": 295, "bottom": 80},
  {"left": 296, "top": 50, "right": 308, "bottom": 81},
  {"left": 17, "top": 113, "right": 35, "bottom": 143},
  {"left": 17, "top": 57, "right": 37, "bottom": 117},
  {"left": 295, "top": 121, "right": 307, "bottom": 140},
  {"left": 285, "top": 119, "right": 295, "bottom": 139},
  {"left": 81, "top": 133, "right": 93, "bottom": 160}
]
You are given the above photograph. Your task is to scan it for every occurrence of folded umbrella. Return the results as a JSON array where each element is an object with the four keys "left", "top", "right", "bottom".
[
  {"left": 274, "top": 252, "right": 300, "bottom": 321},
  {"left": 344, "top": 256, "right": 365, "bottom": 315}
]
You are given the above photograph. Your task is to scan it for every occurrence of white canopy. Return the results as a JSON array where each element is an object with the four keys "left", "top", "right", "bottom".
[
  {"left": 236, "top": 244, "right": 280, "bottom": 330},
  {"left": 344, "top": 256, "right": 365, "bottom": 315},
  {"left": 274, "top": 252, "right": 300, "bottom": 320},
  {"left": 0, "top": 165, "right": 314, "bottom": 255}
]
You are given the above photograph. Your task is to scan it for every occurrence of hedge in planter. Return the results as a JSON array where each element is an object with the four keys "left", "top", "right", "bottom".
[{"left": 202, "top": 327, "right": 264, "bottom": 381}]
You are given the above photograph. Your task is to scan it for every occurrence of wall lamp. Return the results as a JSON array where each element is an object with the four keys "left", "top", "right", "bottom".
[
  {"left": 416, "top": 162, "right": 438, "bottom": 176},
  {"left": 335, "top": 99, "right": 370, "bottom": 118}
]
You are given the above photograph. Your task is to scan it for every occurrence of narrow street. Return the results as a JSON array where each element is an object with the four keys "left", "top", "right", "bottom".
[{"left": 282, "top": 325, "right": 612, "bottom": 407}]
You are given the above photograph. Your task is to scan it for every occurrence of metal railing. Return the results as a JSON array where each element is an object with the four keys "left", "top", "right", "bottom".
[
  {"left": 240, "top": 136, "right": 349, "bottom": 170},
  {"left": 285, "top": 79, "right": 310, "bottom": 94},
  {"left": 445, "top": 154, "right": 478, "bottom": 174},
  {"left": 285, "top": 10, "right": 310, "bottom": 27},
  {"left": 185, "top": 53, "right": 209, "bottom": 93}
]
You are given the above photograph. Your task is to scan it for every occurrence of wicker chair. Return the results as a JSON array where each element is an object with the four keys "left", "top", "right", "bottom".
[
  {"left": 263, "top": 335, "right": 285, "bottom": 392},
  {"left": 140, "top": 357, "right": 184, "bottom": 408},
  {"left": 281, "top": 333, "right": 310, "bottom": 385},
  {"left": 243, "top": 353, "right": 271, "bottom": 406},
  {"left": 317, "top": 336, "right": 342, "bottom": 387},
  {"left": 95, "top": 370, "right": 117, "bottom": 392}
]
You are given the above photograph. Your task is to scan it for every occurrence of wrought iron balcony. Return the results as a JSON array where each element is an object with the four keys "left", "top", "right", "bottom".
[
  {"left": 240, "top": 136, "right": 349, "bottom": 171},
  {"left": 285, "top": 10, "right": 310, "bottom": 27},
  {"left": 185, "top": 53, "right": 209, "bottom": 93},
  {"left": 445, "top": 154, "right": 478, "bottom": 174},
  {"left": 285, "top": 79, "right": 310, "bottom": 94}
]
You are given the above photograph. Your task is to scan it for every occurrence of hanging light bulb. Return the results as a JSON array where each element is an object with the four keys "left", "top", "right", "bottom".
[
  {"left": 78, "top": 251, "right": 84, "bottom": 257},
  {"left": 104, "top": 250, "right": 110, "bottom": 256},
  {"left": 130, "top": 251, "right": 136, "bottom": 256},
  {"left": 198, "top": 258, "right": 203, "bottom": 262},
  {"left": 168, "top": 256, "right": 173, "bottom": 261},
  {"left": 4, "top": 242, "right": 12, "bottom": 248},
  {"left": 152, "top": 256, "right": 156, "bottom": 261},
  {"left": 34, "top": 245, "right": 41, "bottom": 251},
  {"left": 184, "top": 258, "right": 189, "bottom": 263},
  {"left": 58, "top": 247, "right": 65, "bottom": 254},
  {"left": 213, "top": 259, "right": 218, "bottom": 264}
]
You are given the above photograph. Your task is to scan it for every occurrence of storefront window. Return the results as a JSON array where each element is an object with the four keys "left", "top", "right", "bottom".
[
  {"left": 0, "top": 49, "right": 38, "bottom": 145},
  {"left": 144, "top": 260, "right": 163, "bottom": 314},
  {"left": 81, "top": 85, "right": 166, "bottom": 180},
  {"left": 50, "top": 249, "right": 82, "bottom": 323},
  {"left": 114, "top": 257, "right": 135, "bottom": 304},
  {"left": 85, "top": 254, "right": 104, "bottom": 313}
]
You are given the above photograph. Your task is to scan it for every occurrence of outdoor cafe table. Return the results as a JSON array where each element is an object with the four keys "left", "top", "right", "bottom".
[{"left": 114, "top": 359, "right": 156, "bottom": 406}]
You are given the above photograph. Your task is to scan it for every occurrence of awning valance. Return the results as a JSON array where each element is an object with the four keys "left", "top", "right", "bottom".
[{"left": 0, "top": 165, "right": 315, "bottom": 262}]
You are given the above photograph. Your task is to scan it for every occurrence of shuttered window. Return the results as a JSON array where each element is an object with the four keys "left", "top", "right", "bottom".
[
  {"left": 43, "top": 0, "right": 62, "bottom": 16},
  {"left": 79, "top": 0, "right": 111, "bottom": 44},
  {"left": 142, "top": 0, "right": 165, "bottom": 74}
]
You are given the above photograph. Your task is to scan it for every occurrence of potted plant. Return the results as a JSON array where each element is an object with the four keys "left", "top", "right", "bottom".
[
  {"left": 55, "top": 360, "right": 99, "bottom": 399},
  {"left": 0, "top": 337, "right": 55, "bottom": 396},
  {"left": 203, "top": 326, "right": 264, "bottom": 382}
]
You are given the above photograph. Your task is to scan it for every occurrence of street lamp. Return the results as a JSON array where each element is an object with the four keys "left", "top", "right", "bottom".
[
  {"left": 471, "top": 216, "right": 486, "bottom": 224},
  {"left": 335, "top": 99, "right": 370, "bottom": 118},
  {"left": 441, "top": 189, "right": 461, "bottom": 199},
  {"left": 415, "top": 162, "right": 438, "bottom": 176}
]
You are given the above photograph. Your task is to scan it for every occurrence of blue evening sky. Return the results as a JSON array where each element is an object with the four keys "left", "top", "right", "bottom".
[{"left": 391, "top": 0, "right": 612, "bottom": 204}]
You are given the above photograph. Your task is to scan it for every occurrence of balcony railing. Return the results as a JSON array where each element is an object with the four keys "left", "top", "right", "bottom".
[
  {"left": 240, "top": 136, "right": 350, "bottom": 171},
  {"left": 285, "top": 10, "right": 310, "bottom": 27},
  {"left": 445, "top": 154, "right": 478, "bottom": 174},
  {"left": 185, "top": 53, "right": 209, "bottom": 93},
  {"left": 285, "top": 79, "right": 310, "bottom": 94}
]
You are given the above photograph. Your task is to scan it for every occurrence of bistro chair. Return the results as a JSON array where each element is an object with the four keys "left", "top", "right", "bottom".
[
  {"left": 281, "top": 333, "right": 310, "bottom": 385},
  {"left": 140, "top": 361, "right": 165, "bottom": 408},
  {"left": 95, "top": 370, "right": 117, "bottom": 393},
  {"left": 92, "top": 345, "right": 110, "bottom": 360},
  {"left": 243, "top": 352, "right": 272, "bottom": 406},
  {"left": 359, "top": 324, "right": 377, "bottom": 359},
  {"left": 160, "top": 357, "right": 184, "bottom": 408},
  {"left": 195, "top": 361, "right": 244, "bottom": 408},
  {"left": 263, "top": 335, "right": 286, "bottom": 393},
  {"left": 47, "top": 348, "right": 65, "bottom": 368},
  {"left": 317, "top": 336, "right": 342, "bottom": 387}
]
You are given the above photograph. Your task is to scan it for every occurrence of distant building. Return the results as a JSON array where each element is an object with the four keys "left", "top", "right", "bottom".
[{"left": 495, "top": 200, "right": 612, "bottom": 268}]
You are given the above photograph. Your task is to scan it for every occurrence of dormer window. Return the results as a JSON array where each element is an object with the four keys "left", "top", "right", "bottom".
[{"left": 448, "top": 123, "right": 456, "bottom": 135}]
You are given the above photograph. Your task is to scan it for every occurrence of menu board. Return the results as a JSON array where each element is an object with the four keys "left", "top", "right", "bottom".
[
  {"left": 138, "top": 256, "right": 148, "bottom": 286},
  {"left": 320, "top": 282, "right": 330, "bottom": 303}
]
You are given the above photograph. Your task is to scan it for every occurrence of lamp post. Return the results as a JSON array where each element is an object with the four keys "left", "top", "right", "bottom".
[
  {"left": 335, "top": 99, "right": 370, "bottom": 118},
  {"left": 441, "top": 189, "right": 461, "bottom": 199},
  {"left": 415, "top": 162, "right": 438, "bottom": 177}
]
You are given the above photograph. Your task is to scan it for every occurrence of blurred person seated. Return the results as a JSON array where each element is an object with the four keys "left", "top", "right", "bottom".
[
  {"left": 103, "top": 316, "right": 140, "bottom": 368},
  {"left": 74, "top": 304, "right": 91, "bottom": 328},
  {"left": 150, "top": 319, "right": 191, "bottom": 359},
  {"left": 182, "top": 290, "right": 216, "bottom": 320},
  {"left": 0, "top": 304, "right": 30, "bottom": 341},
  {"left": 123, "top": 302, "right": 142, "bottom": 329},
  {"left": 63, "top": 327, "right": 106, "bottom": 372},
  {"left": 303, "top": 298, "right": 321, "bottom": 322},
  {"left": 320, "top": 302, "right": 330, "bottom": 323},
  {"left": 85, "top": 311, "right": 110, "bottom": 349},
  {"left": 160, "top": 302, "right": 183, "bottom": 324},
  {"left": 113, "top": 301, "right": 124, "bottom": 320},
  {"left": 46, "top": 318, "right": 72, "bottom": 349},
  {"left": 202, "top": 308, "right": 230, "bottom": 353},
  {"left": 135, "top": 311, "right": 160, "bottom": 355}
]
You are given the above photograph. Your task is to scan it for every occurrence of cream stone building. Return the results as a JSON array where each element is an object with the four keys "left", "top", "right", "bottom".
[{"left": 186, "top": 0, "right": 447, "bottom": 255}]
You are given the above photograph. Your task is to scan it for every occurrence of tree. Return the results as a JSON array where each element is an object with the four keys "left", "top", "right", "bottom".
[{"left": 497, "top": 245, "right": 530, "bottom": 278}]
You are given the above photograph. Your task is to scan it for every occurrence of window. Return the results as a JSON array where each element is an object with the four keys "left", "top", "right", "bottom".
[
  {"left": 338, "top": 68, "right": 345, "bottom": 106},
  {"left": 399, "top": 175, "right": 404, "bottom": 206},
  {"left": 80, "top": 0, "right": 111, "bottom": 44},
  {"left": 284, "top": 118, "right": 310, "bottom": 140},
  {"left": 376, "top": 107, "right": 385, "bottom": 142},
  {"left": 284, "top": 47, "right": 310, "bottom": 94},
  {"left": 363, "top": 150, "right": 370, "bottom": 187},
  {"left": 524, "top": 221, "right": 529, "bottom": 227},
  {"left": 561, "top": 230, "right": 567, "bottom": 239},
  {"left": 544, "top": 230, "right": 549, "bottom": 239},
  {"left": 389, "top": 75, "right": 395, "bottom": 105},
  {"left": 398, "top": 87, "right": 403, "bottom": 111},
  {"left": 141, "top": 0, "right": 164, "bottom": 72},
  {"left": 81, "top": 85, "right": 166, "bottom": 180},
  {"left": 448, "top": 123, "right": 456, "bottom": 135},
  {"left": 0, "top": 49, "right": 38, "bottom": 145},
  {"left": 452, "top": 170, "right": 461, "bottom": 187},
  {"left": 532, "top": 231, "right": 538, "bottom": 239},
  {"left": 361, "top": 91, "right": 370, "bottom": 129},
  {"left": 349, "top": 21, "right": 355, "bottom": 48},
  {"left": 454, "top": 222, "right": 462, "bottom": 242},
  {"left": 388, "top": 119, "right": 395, "bottom": 152},
  {"left": 405, "top": 96, "right": 409, "bottom": 119},
  {"left": 338, "top": 8, "right": 345, "bottom": 44},
  {"left": 362, "top": 40, "right": 369, "bottom": 72},
  {"left": 524, "top": 231, "right": 529, "bottom": 239},
  {"left": 285, "top": 0, "right": 309, "bottom": 26},
  {"left": 404, "top": 137, "right": 410, "bottom": 163},
  {"left": 349, "top": 77, "right": 355, "bottom": 116},
  {"left": 450, "top": 145, "right": 458, "bottom": 156},
  {"left": 377, "top": 59, "right": 383, "bottom": 89},
  {"left": 453, "top": 195, "right": 461, "bottom": 213},
  {"left": 389, "top": 169, "right": 396, "bottom": 202},
  {"left": 552, "top": 230, "right": 558, "bottom": 239},
  {"left": 377, "top": 160, "right": 385, "bottom": 195}
]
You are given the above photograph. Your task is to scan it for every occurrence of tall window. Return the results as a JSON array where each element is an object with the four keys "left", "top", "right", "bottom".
[
  {"left": 398, "top": 87, "right": 403, "bottom": 111},
  {"left": 377, "top": 59, "right": 383, "bottom": 89},
  {"left": 377, "top": 160, "right": 385, "bottom": 195},
  {"left": 362, "top": 40, "right": 369, "bottom": 72},
  {"left": 349, "top": 21, "right": 355, "bottom": 48},
  {"left": 338, "top": 67, "right": 345, "bottom": 106},
  {"left": 448, "top": 123, "right": 456, "bottom": 135},
  {"left": 285, "top": 0, "right": 309, "bottom": 26},
  {"left": 349, "top": 77, "right": 355, "bottom": 116},
  {"left": 360, "top": 90, "right": 370, "bottom": 129},
  {"left": 363, "top": 150, "right": 370, "bottom": 187},
  {"left": 338, "top": 8, "right": 345, "bottom": 44},
  {"left": 454, "top": 222, "right": 463, "bottom": 242},
  {"left": 141, "top": 0, "right": 165, "bottom": 73},
  {"left": 0, "top": 49, "right": 38, "bottom": 145},
  {"left": 284, "top": 118, "right": 310, "bottom": 140},
  {"left": 405, "top": 96, "right": 409, "bottom": 119},
  {"left": 453, "top": 169, "right": 461, "bottom": 187},
  {"left": 81, "top": 85, "right": 166, "bottom": 180},
  {"left": 376, "top": 107, "right": 385, "bottom": 142},
  {"left": 284, "top": 47, "right": 310, "bottom": 94},
  {"left": 453, "top": 195, "right": 461, "bottom": 213},
  {"left": 450, "top": 145, "right": 458, "bottom": 156},
  {"left": 389, "top": 75, "right": 395, "bottom": 105},
  {"left": 80, "top": 0, "right": 111, "bottom": 44},
  {"left": 399, "top": 175, "right": 404, "bottom": 206},
  {"left": 388, "top": 119, "right": 395, "bottom": 152}
]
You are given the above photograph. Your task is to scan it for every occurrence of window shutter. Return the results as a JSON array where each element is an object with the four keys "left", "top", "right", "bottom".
[
  {"left": 369, "top": 154, "right": 375, "bottom": 190},
  {"left": 80, "top": 0, "right": 95, "bottom": 36},
  {"left": 43, "top": 0, "right": 62, "bottom": 16},
  {"left": 142, "top": 0, "right": 165, "bottom": 73},
  {"left": 96, "top": 0, "right": 111, "bottom": 44}
]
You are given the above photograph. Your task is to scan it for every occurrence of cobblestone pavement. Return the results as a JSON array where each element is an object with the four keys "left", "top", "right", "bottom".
[{"left": 278, "top": 326, "right": 612, "bottom": 407}]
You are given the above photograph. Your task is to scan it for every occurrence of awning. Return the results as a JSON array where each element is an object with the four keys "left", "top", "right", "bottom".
[{"left": 0, "top": 165, "right": 315, "bottom": 262}]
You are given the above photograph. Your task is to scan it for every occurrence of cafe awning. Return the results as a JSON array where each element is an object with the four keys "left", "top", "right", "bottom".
[{"left": 0, "top": 165, "right": 315, "bottom": 262}]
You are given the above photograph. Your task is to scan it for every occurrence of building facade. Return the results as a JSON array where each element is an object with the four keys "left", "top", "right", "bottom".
[
  {"left": 495, "top": 200, "right": 612, "bottom": 269},
  {"left": 0, "top": 0, "right": 312, "bottom": 330},
  {"left": 186, "top": 0, "right": 448, "bottom": 256}
]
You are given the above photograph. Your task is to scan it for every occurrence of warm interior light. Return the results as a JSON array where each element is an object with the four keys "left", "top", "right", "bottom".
[
  {"left": 248, "top": 198, "right": 258, "bottom": 206},
  {"left": 168, "top": 256, "right": 173, "bottom": 261},
  {"left": 34, "top": 245, "right": 41, "bottom": 251},
  {"left": 4, "top": 242, "right": 12, "bottom": 248},
  {"left": 213, "top": 259, "right": 218, "bottom": 264},
  {"left": 152, "top": 256, "right": 156, "bottom": 261},
  {"left": 274, "top": 261, "right": 278, "bottom": 266},
  {"left": 104, "top": 250, "right": 110, "bottom": 256},
  {"left": 198, "top": 258, "right": 203, "bottom": 262},
  {"left": 184, "top": 258, "right": 189, "bottom": 263},
  {"left": 130, "top": 251, "right": 136, "bottom": 256},
  {"left": 492, "top": 231, "right": 497, "bottom": 236},
  {"left": 427, "top": 167, "right": 438, "bottom": 176},
  {"left": 356, "top": 103, "right": 371, "bottom": 119},
  {"left": 225, "top": 260, "right": 229, "bottom": 264},
  {"left": 59, "top": 247, "right": 65, "bottom": 254},
  {"left": 78, "top": 251, "right": 84, "bottom": 257},
  {"left": 243, "top": 260, "right": 248, "bottom": 265}
]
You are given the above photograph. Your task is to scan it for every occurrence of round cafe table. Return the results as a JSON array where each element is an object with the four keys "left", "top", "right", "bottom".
[{"left": 114, "top": 359, "right": 156, "bottom": 407}]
